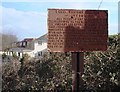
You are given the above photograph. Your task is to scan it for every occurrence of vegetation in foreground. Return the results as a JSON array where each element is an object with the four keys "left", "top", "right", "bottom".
[{"left": 2, "top": 34, "right": 120, "bottom": 91}]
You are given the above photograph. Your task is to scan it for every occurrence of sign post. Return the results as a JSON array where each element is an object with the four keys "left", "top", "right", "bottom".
[
  {"left": 48, "top": 9, "right": 108, "bottom": 91},
  {"left": 72, "top": 52, "right": 84, "bottom": 91}
]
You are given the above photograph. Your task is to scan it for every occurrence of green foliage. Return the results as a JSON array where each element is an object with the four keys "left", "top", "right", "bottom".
[
  {"left": 2, "top": 53, "right": 7, "bottom": 60},
  {"left": 22, "top": 53, "right": 30, "bottom": 62},
  {"left": 2, "top": 34, "right": 120, "bottom": 91},
  {"left": 12, "top": 53, "right": 18, "bottom": 59},
  {"left": 2, "top": 52, "right": 72, "bottom": 91},
  {"left": 83, "top": 34, "right": 120, "bottom": 91}
]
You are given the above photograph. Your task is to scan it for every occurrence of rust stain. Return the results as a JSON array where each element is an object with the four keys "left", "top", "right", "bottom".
[{"left": 48, "top": 9, "right": 108, "bottom": 52}]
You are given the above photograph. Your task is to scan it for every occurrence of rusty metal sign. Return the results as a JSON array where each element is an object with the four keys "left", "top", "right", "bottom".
[{"left": 48, "top": 9, "right": 108, "bottom": 52}]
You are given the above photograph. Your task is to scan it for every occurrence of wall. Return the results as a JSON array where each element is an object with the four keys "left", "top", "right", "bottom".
[{"left": 33, "top": 41, "right": 47, "bottom": 57}]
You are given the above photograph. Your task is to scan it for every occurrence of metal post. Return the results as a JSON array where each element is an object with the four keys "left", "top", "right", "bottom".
[{"left": 72, "top": 52, "right": 84, "bottom": 92}]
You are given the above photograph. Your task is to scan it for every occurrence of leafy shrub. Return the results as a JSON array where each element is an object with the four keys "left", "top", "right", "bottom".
[
  {"left": 2, "top": 35, "right": 120, "bottom": 91},
  {"left": 2, "top": 52, "right": 72, "bottom": 91},
  {"left": 12, "top": 53, "right": 18, "bottom": 59},
  {"left": 82, "top": 34, "right": 120, "bottom": 92},
  {"left": 2, "top": 53, "right": 7, "bottom": 60}
]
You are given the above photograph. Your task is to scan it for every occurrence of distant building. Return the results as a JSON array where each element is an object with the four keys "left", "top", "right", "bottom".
[
  {"left": 7, "top": 34, "right": 47, "bottom": 58},
  {"left": 33, "top": 34, "right": 47, "bottom": 57}
]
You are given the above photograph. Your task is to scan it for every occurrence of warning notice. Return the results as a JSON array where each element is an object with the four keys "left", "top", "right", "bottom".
[{"left": 48, "top": 9, "right": 108, "bottom": 52}]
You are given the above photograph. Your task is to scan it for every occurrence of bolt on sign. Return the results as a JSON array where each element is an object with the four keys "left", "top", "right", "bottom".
[{"left": 48, "top": 9, "right": 108, "bottom": 52}]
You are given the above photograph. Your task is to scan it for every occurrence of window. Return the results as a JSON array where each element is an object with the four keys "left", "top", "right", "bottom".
[
  {"left": 38, "top": 40, "right": 42, "bottom": 45},
  {"left": 18, "top": 52, "right": 20, "bottom": 56},
  {"left": 41, "top": 52, "right": 42, "bottom": 56},
  {"left": 22, "top": 41, "right": 27, "bottom": 47},
  {"left": 38, "top": 52, "right": 42, "bottom": 56},
  {"left": 38, "top": 52, "right": 40, "bottom": 56}
]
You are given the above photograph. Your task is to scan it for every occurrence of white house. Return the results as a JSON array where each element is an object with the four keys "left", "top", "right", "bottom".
[
  {"left": 8, "top": 34, "right": 47, "bottom": 58},
  {"left": 32, "top": 34, "right": 47, "bottom": 57}
]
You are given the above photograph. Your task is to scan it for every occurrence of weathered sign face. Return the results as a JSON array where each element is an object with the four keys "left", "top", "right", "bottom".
[{"left": 48, "top": 9, "right": 108, "bottom": 52}]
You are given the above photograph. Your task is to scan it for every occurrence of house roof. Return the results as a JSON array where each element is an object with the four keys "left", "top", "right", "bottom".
[
  {"left": 23, "top": 38, "right": 34, "bottom": 42},
  {"left": 36, "top": 33, "right": 47, "bottom": 42}
]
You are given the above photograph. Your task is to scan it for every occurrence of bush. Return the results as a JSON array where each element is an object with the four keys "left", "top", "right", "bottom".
[
  {"left": 2, "top": 53, "right": 7, "bottom": 60},
  {"left": 2, "top": 35, "right": 120, "bottom": 91},
  {"left": 82, "top": 34, "right": 120, "bottom": 91},
  {"left": 12, "top": 53, "right": 18, "bottom": 59},
  {"left": 2, "top": 52, "right": 72, "bottom": 91}
]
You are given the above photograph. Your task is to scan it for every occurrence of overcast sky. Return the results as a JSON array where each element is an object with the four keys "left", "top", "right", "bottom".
[{"left": 1, "top": 0, "right": 119, "bottom": 40}]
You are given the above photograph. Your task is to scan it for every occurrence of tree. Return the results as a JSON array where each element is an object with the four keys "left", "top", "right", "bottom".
[
  {"left": 0, "top": 33, "right": 18, "bottom": 51},
  {"left": 82, "top": 34, "right": 120, "bottom": 91}
]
